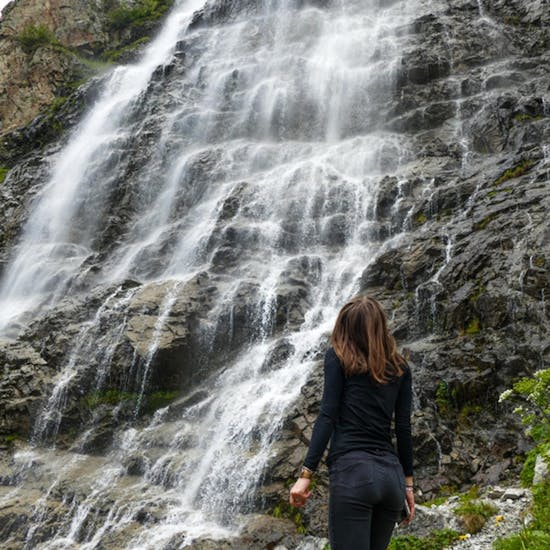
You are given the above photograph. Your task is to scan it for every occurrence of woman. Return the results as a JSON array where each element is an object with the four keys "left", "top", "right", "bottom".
[{"left": 289, "top": 295, "right": 415, "bottom": 550}]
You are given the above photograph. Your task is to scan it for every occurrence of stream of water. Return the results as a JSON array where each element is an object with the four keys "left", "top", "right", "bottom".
[{"left": 0, "top": 0, "right": 425, "bottom": 547}]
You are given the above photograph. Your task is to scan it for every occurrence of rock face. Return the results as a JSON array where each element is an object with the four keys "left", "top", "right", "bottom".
[
  {"left": 0, "top": 0, "right": 548, "bottom": 547},
  {"left": 1, "top": 0, "right": 105, "bottom": 136},
  {"left": 0, "top": 0, "right": 173, "bottom": 151}
]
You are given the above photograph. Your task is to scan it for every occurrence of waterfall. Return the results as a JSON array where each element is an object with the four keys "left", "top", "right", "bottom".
[{"left": 0, "top": 0, "right": 421, "bottom": 547}]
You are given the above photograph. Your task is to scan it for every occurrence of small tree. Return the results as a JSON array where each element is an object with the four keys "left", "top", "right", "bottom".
[{"left": 500, "top": 368, "right": 550, "bottom": 486}]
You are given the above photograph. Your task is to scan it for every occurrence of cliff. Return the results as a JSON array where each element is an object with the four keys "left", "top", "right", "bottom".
[{"left": 0, "top": 0, "right": 548, "bottom": 548}]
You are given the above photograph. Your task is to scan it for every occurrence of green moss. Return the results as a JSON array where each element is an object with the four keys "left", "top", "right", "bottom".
[
  {"left": 102, "top": 36, "right": 151, "bottom": 62},
  {"left": 465, "top": 317, "right": 481, "bottom": 335},
  {"left": 414, "top": 212, "right": 428, "bottom": 225},
  {"left": 107, "top": 0, "right": 173, "bottom": 31},
  {"left": 513, "top": 113, "right": 542, "bottom": 123},
  {"left": 17, "top": 24, "right": 59, "bottom": 54},
  {"left": 473, "top": 213, "right": 497, "bottom": 231},
  {"left": 142, "top": 391, "right": 178, "bottom": 413},
  {"left": 389, "top": 528, "right": 460, "bottom": 549},
  {"left": 4, "top": 433, "right": 21, "bottom": 446},
  {"left": 533, "top": 256, "right": 546, "bottom": 268},
  {"left": 488, "top": 188, "right": 513, "bottom": 198},
  {"left": 494, "top": 159, "right": 535, "bottom": 186},
  {"left": 470, "top": 285, "right": 486, "bottom": 305},
  {"left": 76, "top": 56, "right": 114, "bottom": 72},
  {"left": 84, "top": 389, "right": 179, "bottom": 413},
  {"left": 0, "top": 166, "right": 9, "bottom": 184},
  {"left": 436, "top": 381, "right": 453, "bottom": 416},
  {"left": 85, "top": 389, "right": 138, "bottom": 408}
]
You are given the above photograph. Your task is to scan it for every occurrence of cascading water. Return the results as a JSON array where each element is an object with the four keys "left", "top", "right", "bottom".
[{"left": 0, "top": 0, "right": 427, "bottom": 547}]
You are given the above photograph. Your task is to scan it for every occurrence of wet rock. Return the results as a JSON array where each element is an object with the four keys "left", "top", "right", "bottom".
[{"left": 0, "top": 339, "right": 52, "bottom": 439}]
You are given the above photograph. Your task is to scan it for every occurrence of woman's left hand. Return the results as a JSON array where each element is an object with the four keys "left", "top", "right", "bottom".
[{"left": 289, "top": 477, "right": 311, "bottom": 508}]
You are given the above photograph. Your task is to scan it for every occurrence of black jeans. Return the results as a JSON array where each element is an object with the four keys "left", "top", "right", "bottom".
[{"left": 328, "top": 450, "right": 405, "bottom": 550}]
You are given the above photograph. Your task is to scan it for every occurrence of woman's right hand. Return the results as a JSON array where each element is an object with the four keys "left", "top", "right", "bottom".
[
  {"left": 289, "top": 477, "right": 311, "bottom": 508},
  {"left": 400, "top": 488, "right": 416, "bottom": 526}
]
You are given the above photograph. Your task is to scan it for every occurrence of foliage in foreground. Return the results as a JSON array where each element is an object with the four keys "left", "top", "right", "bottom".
[
  {"left": 495, "top": 368, "right": 550, "bottom": 549},
  {"left": 388, "top": 528, "right": 460, "bottom": 550},
  {"left": 454, "top": 489, "right": 498, "bottom": 535},
  {"left": 493, "top": 479, "right": 550, "bottom": 550}
]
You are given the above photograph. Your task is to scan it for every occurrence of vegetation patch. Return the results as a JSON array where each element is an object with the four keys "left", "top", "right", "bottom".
[
  {"left": 143, "top": 391, "right": 178, "bottom": 413},
  {"left": 464, "top": 317, "right": 481, "bottom": 335},
  {"left": 513, "top": 113, "right": 542, "bottom": 123},
  {"left": 107, "top": 0, "right": 174, "bottom": 31},
  {"left": 102, "top": 36, "right": 151, "bottom": 62},
  {"left": 17, "top": 24, "right": 59, "bottom": 54},
  {"left": 85, "top": 389, "right": 138, "bottom": 408},
  {"left": 494, "top": 480, "right": 550, "bottom": 550},
  {"left": 84, "top": 389, "right": 178, "bottom": 413},
  {"left": 0, "top": 166, "right": 9, "bottom": 184},
  {"left": 454, "top": 496, "right": 498, "bottom": 534},
  {"left": 414, "top": 212, "right": 428, "bottom": 225},
  {"left": 272, "top": 499, "right": 307, "bottom": 534},
  {"left": 4, "top": 433, "right": 22, "bottom": 447},
  {"left": 388, "top": 528, "right": 460, "bottom": 549},
  {"left": 493, "top": 159, "right": 535, "bottom": 186},
  {"left": 473, "top": 213, "right": 497, "bottom": 231},
  {"left": 435, "top": 380, "right": 458, "bottom": 416},
  {"left": 496, "top": 369, "right": 550, "bottom": 548},
  {"left": 487, "top": 187, "right": 513, "bottom": 198},
  {"left": 457, "top": 404, "right": 482, "bottom": 428},
  {"left": 532, "top": 255, "right": 546, "bottom": 268}
]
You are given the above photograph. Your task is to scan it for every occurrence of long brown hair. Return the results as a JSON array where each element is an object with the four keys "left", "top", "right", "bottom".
[{"left": 331, "top": 295, "right": 406, "bottom": 383}]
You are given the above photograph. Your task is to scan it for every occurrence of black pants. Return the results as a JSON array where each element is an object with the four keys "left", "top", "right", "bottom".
[{"left": 328, "top": 450, "right": 405, "bottom": 550}]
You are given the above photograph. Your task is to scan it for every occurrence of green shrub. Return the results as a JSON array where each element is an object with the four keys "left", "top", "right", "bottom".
[
  {"left": 272, "top": 499, "right": 307, "bottom": 534},
  {"left": 107, "top": 0, "right": 173, "bottom": 31},
  {"left": 452, "top": 486, "right": 498, "bottom": 535},
  {"left": 17, "top": 24, "right": 58, "bottom": 54},
  {"left": 495, "top": 370, "right": 550, "bottom": 548},
  {"left": 389, "top": 528, "right": 460, "bottom": 550},
  {"left": 520, "top": 447, "right": 538, "bottom": 487},
  {"left": 455, "top": 500, "right": 498, "bottom": 534}
]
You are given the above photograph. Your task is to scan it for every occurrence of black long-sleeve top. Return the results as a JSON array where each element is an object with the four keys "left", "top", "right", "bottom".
[{"left": 303, "top": 347, "right": 413, "bottom": 476}]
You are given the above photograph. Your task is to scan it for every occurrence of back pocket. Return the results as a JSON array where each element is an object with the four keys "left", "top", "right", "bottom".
[{"left": 331, "top": 455, "right": 374, "bottom": 489}]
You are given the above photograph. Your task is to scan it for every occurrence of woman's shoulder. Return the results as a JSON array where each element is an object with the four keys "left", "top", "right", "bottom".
[{"left": 324, "top": 347, "right": 344, "bottom": 370}]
